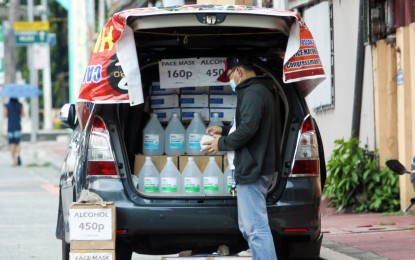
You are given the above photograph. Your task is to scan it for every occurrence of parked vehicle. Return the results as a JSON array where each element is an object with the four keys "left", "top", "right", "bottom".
[
  {"left": 56, "top": 5, "right": 326, "bottom": 259},
  {"left": 386, "top": 158, "right": 415, "bottom": 213}
]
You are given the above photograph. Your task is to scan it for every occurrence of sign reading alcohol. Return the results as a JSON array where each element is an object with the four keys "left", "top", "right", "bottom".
[{"left": 13, "top": 21, "right": 50, "bottom": 31}]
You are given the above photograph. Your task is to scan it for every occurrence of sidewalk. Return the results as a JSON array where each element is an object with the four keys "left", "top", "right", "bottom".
[
  {"left": 5, "top": 137, "right": 415, "bottom": 260},
  {"left": 321, "top": 200, "right": 415, "bottom": 260}
]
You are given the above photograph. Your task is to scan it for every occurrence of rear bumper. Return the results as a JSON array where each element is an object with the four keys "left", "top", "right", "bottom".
[{"left": 86, "top": 176, "right": 321, "bottom": 239}]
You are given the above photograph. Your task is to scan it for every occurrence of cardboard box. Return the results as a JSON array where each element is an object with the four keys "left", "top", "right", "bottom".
[
  {"left": 209, "top": 85, "right": 233, "bottom": 94},
  {"left": 151, "top": 94, "right": 179, "bottom": 109},
  {"left": 181, "top": 108, "right": 210, "bottom": 121},
  {"left": 179, "top": 155, "right": 224, "bottom": 172},
  {"left": 151, "top": 81, "right": 180, "bottom": 94},
  {"left": 223, "top": 153, "right": 229, "bottom": 170},
  {"left": 181, "top": 86, "right": 209, "bottom": 94},
  {"left": 69, "top": 202, "right": 116, "bottom": 250},
  {"left": 209, "top": 94, "right": 237, "bottom": 108},
  {"left": 180, "top": 94, "right": 209, "bottom": 107},
  {"left": 70, "top": 249, "right": 115, "bottom": 260},
  {"left": 153, "top": 107, "right": 181, "bottom": 122},
  {"left": 134, "top": 154, "right": 179, "bottom": 175},
  {"left": 210, "top": 108, "right": 236, "bottom": 122},
  {"left": 197, "top": 0, "right": 254, "bottom": 5}
]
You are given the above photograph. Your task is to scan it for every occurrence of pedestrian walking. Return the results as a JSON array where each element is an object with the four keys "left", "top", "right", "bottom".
[
  {"left": 202, "top": 54, "right": 279, "bottom": 260},
  {"left": 3, "top": 98, "right": 24, "bottom": 166}
]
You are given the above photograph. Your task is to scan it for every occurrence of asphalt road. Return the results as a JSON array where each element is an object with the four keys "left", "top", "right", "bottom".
[{"left": 0, "top": 151, "right": 61, "bottom": 259}]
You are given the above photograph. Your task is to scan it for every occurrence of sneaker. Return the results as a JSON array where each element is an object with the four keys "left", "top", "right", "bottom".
[{"left": 17, "top": 156, "right": 22, "bottom": 166}]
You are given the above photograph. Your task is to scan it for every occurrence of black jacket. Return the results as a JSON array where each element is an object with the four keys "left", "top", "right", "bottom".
[{"left": 218, "top": 76, "right": 277, "bottom": 184}]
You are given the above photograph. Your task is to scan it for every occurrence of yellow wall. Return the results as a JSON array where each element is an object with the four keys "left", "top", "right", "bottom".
[{"left": 374, "top": 24, "right": 415, "bottom": 211}]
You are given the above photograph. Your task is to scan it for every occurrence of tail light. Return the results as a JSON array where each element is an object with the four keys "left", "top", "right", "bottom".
[
  {"left": 291, "top": 115, "right": 320, "bottom": 176},
  {"left": 87, "top": 116, "right": 117, "bottom": 176}
]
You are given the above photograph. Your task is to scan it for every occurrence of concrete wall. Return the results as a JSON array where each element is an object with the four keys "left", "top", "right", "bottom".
[{"left": 307, "top": 0, "right": 376, "bottom": 162}]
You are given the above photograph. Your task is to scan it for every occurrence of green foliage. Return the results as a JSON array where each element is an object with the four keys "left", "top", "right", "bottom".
[{"left": 323, "top": 137, "right": 400, "bottom": 213}]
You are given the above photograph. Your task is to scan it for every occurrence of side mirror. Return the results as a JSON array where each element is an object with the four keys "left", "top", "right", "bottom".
[
  {"left": 385, "top": 159, "right": 409, "bottom": 175},
  {"left": 59, "top": 103, "right": 78, "bottom": 129}
]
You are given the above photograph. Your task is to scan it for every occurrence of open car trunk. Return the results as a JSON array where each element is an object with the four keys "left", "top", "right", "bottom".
[
  {"left": 78, "top": 6, "right": 324, "bottom": 201},
  {"left": 114, "top": 14, "right": 296, "bottom": 200}
]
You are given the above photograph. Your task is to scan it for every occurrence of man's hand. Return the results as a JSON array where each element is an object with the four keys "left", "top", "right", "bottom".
[
  {"left": 206, "top": 125, "right": 222, "bottom": 136},
  {"left": 200, "top": 134, "right": 221, "bottom": 154}
]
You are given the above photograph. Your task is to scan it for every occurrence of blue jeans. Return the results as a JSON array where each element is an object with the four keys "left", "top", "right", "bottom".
[{"left": 237, "top": 175, "right": 277, "bottom": 260}]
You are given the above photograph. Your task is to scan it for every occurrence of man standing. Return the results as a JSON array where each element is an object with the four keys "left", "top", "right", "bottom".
[
  {"left": 4, "top": 98, "right": 24, "bottom": 166},
  {"left": 202, "top": 55, "right": 278, "bottom": 260}
]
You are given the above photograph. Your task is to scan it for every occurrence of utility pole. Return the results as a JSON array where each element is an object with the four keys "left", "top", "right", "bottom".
[
  {"left": 2, "top": 0, "right": 19, "bottom": 145},
  {"left": 5, "top": 0, "right": 19, "bottom": 84},
  {"left": 41, "top": 0, "right": 52, "bottom": 130},
  {"left": 27, "top": 0, "right": 39, "bottom": 142}
]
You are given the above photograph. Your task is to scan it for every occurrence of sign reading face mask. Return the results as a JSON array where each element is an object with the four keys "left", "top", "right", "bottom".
[{"left": 159, "top": 57, "right": 226, "bottom": 89}]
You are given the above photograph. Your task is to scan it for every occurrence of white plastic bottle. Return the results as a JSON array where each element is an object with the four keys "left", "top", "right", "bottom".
[
  {"left": 223, "top": 165, "right": 234, "bottom": 196},
  {"left": 186, "top": 113, "right": 206, "bottom": 155},
  {"left": 203, "top": 157, "right": 223, "bottom": 195},
  {"left": 138, "top": 157, "right": 160, "bottom": 193},
  {"left": 160, "top": 157, "right": 182, "bottom": 194},
  {"left": 143, "top": 113, "right": 164, "bottom": 155},
  {"left": 208, "top": 112, "right": 224, "bottom": 128},
  {"left": 181, "top": 157, "right": 202, "bottom": 195},
  {"left": 165, "top": 113, "right": 186, "bottom": 155}
]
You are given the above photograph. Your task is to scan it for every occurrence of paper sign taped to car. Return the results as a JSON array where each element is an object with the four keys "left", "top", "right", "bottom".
[
  {"left": 69, "top": 208, "right": 113, "bottom": 240},
  {"left": 159, "top": 57, "right": 226, "bottom": 88}
]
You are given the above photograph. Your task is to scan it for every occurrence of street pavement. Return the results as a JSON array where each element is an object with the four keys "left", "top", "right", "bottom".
[
  {"left": 321, "top": 200, "right": 415, "bottom": 260},
  {"left": 1, "top": 135, "right": 415, "bottom": 259}
]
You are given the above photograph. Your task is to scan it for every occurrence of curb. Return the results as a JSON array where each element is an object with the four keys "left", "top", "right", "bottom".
[{"left": 322, "top": 239, "right": 387, "bottom": 260}]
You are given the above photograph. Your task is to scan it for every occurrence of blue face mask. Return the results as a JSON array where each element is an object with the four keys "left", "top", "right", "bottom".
[
  {"left": 229, "top": 79, "right": 237, "bottom": 92},
  {"left": 229, "top": 68, "right": 239, "bottom": 92}
]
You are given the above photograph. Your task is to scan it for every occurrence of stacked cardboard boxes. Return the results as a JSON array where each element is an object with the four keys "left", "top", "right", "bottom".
[
  {"left": 151, "top": 81, "right": 236, "bottom": 124},
  {"left": 151, "top": 81, "right": 181, "bottom": 122},
  {"left": 69, "top": 202, "right": 116, "bottom": 260},
  {"left": 180, "top": 86, "right": 210, "bottom": 122}
]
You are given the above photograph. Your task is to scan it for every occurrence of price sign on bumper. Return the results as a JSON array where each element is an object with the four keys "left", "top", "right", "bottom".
[
  {"left": 69, "top": 208, "right": 112, "bottom": 240},
  {"left": 159, "top": 57, "right": 226, "bottom": 88}
]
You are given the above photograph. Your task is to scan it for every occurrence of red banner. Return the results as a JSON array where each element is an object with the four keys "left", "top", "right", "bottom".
[
  {"left": 78, "top": 13, "right": 129, "bottom": 103},
  {"left": 284, "top": 22, "right": 325, "bottom": 82}
]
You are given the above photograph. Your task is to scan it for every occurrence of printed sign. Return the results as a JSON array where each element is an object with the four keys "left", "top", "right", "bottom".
[
  {"left": 284, "top": 23, "right": 325, "bottom": 82},
  {"left": 159, "top": 57, "right": 226, "bottom": 88},
  {"left": 69, "top": 208, "right": 113, "bottom": 240},
  {"left": 70, "top": 252, "right": 114, "bottom": 260}
]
